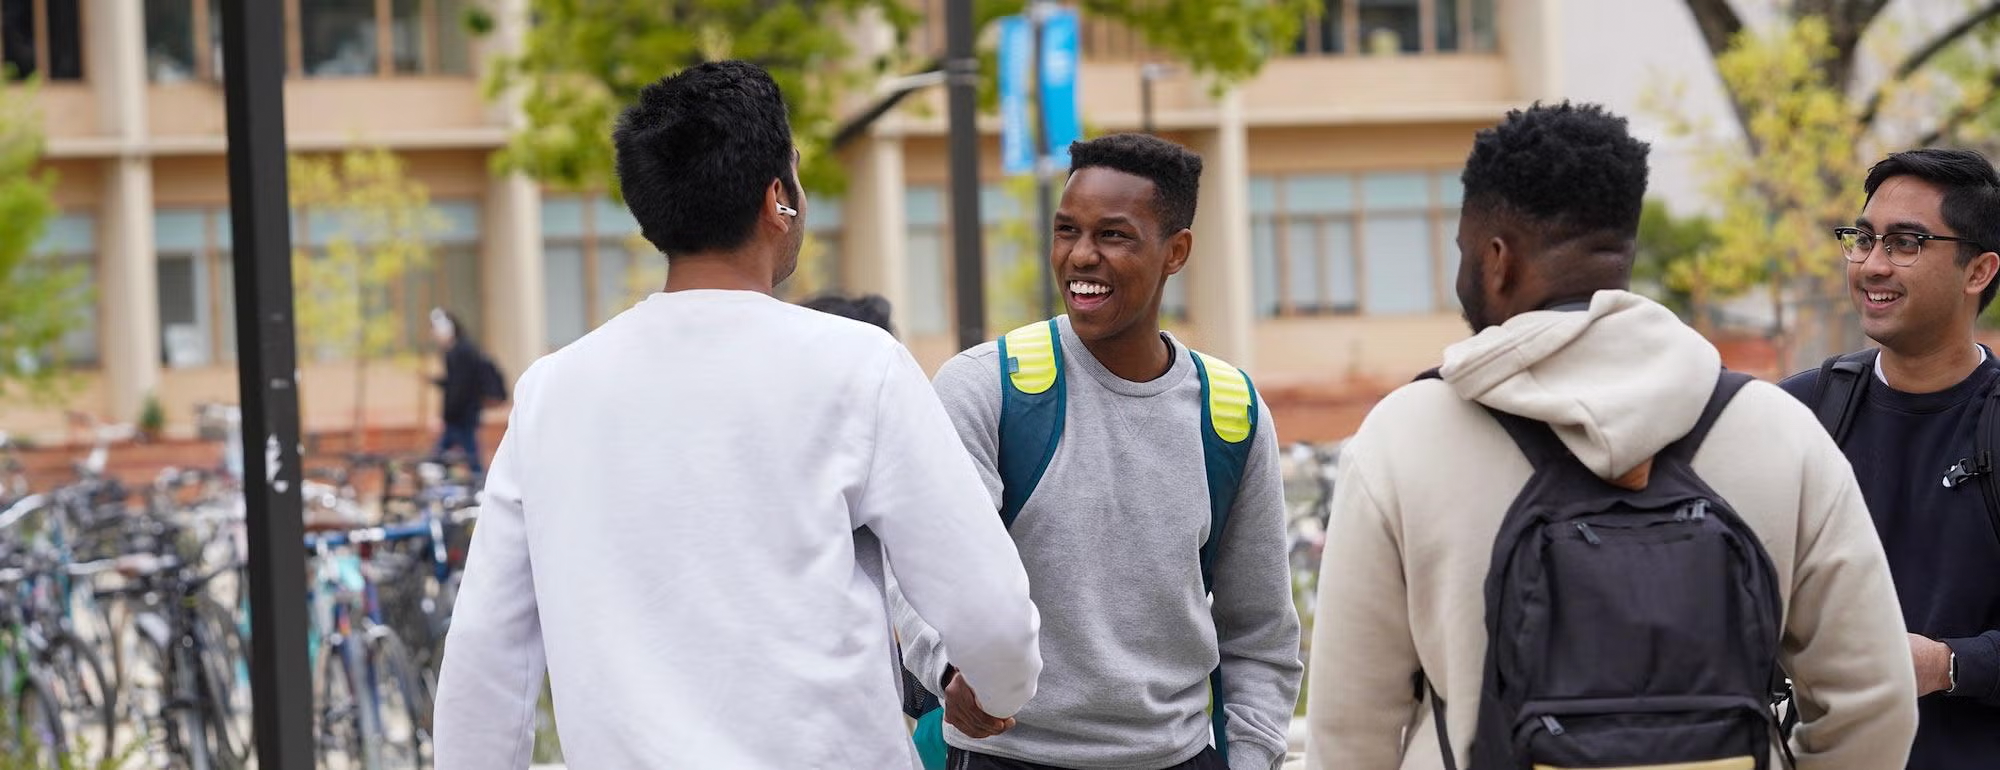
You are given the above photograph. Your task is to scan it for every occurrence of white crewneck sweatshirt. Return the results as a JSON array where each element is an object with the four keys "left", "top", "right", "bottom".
[{"left": 434, "top": 290, "right": 1043, "bottom": 769}]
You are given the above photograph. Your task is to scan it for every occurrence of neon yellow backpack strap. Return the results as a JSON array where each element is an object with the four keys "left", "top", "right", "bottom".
[
  {"left": 1002, "top": 320, "right": 1061, "bottom": 395},
  {"left": 1194, "top": 352, "right": 1255, "bottom": 444}
]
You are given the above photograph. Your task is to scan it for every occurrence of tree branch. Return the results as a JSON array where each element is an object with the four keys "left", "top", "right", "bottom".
[
  {"left": 1683, "top": 0, "right": 1744, "bottom": 62},
  {"left": 1918, "top": 67, "right": 2000, "bottom": 147},
  {"left": 1857, "top": 0, "right": 2000, "bottom": 129},
  {"left": 1683, "top": 0, "right": 1759, "bottom": 152}
]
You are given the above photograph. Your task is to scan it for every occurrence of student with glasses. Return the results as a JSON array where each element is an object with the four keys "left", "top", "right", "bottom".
[{"left": 1781, "top": 148, "right": 2000, "bottom": 769}]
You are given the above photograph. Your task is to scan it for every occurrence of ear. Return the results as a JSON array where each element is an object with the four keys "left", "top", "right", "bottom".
[
  {"left": 1969, "top": 250, "right": 1999, "bottom": 300},
  {"left": 1484, "top": 235, "right": 1514, "bottom": 295},
  {"left": 1164, "top": 229, "right": 1193, "bottom": 277},
  {"left": 763, "top": 179, "right": 795, "bottom": 232}
]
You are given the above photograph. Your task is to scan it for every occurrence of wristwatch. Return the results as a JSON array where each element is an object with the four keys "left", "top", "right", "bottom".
[{"left": 1947, "top": 649, "right": 1959, "bottom": 694}]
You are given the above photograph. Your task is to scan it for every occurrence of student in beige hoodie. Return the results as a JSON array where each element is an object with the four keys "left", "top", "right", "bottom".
[{"left": 1302, "top": 102, "right": 1918, "bottom": 769}]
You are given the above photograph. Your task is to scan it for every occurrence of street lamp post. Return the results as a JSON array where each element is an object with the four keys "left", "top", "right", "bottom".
[{"left": 946, "top": 0, "right": 987, "bottom": 352}]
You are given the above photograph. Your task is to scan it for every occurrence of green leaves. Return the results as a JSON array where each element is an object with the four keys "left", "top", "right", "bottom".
[
  {"left": 0, "top": 76, "right": 86, "bottom": 403},
  {"left": 289, "top": 148, "right": 449, "bottom": 363}
]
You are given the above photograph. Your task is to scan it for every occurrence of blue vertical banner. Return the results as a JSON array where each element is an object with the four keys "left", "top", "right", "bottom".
[
  {"left": 1038, "top": 7, "right": 1082, "bottom": 168},
  {"left": 998, "top": 14, "right": 1035, "bottom": 176}
]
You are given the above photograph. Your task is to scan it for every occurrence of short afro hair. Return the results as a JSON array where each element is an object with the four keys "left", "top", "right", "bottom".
[
  {"left": 1863, "top": 148, "right": 2000, "bottom": 313},
  {"left": 1067, "top": 133, "right": 1203, "bottom": 236},
  {"left": 1462, "top": 101, "right": 1651, "bottom": 245},
  {"left": 613, "top": 61, "right": 799, "bottom": 258}
]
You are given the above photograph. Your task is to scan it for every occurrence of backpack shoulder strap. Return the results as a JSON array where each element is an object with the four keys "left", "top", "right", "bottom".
[
  {"left": 1660, "top": 370, "right": 1755, "bottom": 463},
  {"left": 1976, "top": 384, "right": 2000, "bottom": 547},
  {"left": 1191, "top": 350, "right": 1259, "bottom": 593},
  {"left": 1419, "top": 366, "right": 1574, "bottom": 472},
  {"left": 1189, "top": 348, "right": 1260, "bottom": 765},
  {"left": 996, "top": 319, "right": 1066, "bottom": 529},
  {"left": 1812, "top": 350, "right": 1876, "bottom": 446}
]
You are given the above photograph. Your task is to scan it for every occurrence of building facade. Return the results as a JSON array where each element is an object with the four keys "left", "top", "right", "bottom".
[{"left": 3, "top": 0, "right": 1582, "bottom": 442}]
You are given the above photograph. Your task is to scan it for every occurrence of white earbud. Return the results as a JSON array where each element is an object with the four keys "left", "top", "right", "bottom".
[{"left": 776, "top": 202, "right": 799, "bottom": 217}]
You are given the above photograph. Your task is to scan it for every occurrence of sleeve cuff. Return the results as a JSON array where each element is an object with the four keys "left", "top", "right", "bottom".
[
  {"left": 1943, "top": 634, "right": 1999, "bottom": 700},
  {"left": 1226, "top": 740, "right": 1284, "bottom": 770},
  {"left": 937, "top": 663, "right": 958, "bottom": 696}
]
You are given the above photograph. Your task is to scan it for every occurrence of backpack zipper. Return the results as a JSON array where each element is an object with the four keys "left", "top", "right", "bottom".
[
  {"left": 1541, "top": 715, "right": 1565, "bottom": 736},
  {"left": 1575, "top": 522, "right": 1602, "bottom": 545},
  {"left": 1675, "top": 500, "right": 1709, "bottom": 521}
]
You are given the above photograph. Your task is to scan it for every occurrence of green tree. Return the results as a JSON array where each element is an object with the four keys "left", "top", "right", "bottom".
[
  {"left": 0, "top": 76, "right": 87, "bottom": 403},
  {"left": 1654, "top": 15, "right": 1869, "bottom": 372},
  {"left": 289, "top": 148, "right": 448, "bottom": 447},
  {"left": 1633, "top": 199, "right": 1721, "bottom": 327},
  {"left": 1673, "top": 1, "right": 2000, "bottom": 364}
]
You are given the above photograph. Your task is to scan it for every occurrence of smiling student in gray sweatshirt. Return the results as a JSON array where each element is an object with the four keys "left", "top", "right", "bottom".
[{"left": 893, "top": 133, "right": 1302, "bottom": 770}]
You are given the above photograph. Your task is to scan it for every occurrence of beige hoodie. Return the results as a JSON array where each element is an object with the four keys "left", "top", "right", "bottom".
[{"left": 1303, "top": 290, "right": 1917, "bottom": 770}]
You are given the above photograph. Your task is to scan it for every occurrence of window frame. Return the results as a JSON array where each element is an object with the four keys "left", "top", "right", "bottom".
[
  {"left": 1295, "top": 0, "right": 1496, "bottom": 57},
  {"left": 1253, "top": 168, "right": 1463, "bottom": 319}
]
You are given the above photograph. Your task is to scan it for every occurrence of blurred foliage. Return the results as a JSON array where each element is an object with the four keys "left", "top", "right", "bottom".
[
  {"left": 290, "top": 148, "right": 449, "bottom": 445},
  {"left": 1633, "top": 199, "right": 1720, "bottom": 323},
  {"left": 0, "top": 75, "right": 87, "bottom": 404},
  {"left": 1670, "top": 1, "right": 2000, "bottom": 356}
]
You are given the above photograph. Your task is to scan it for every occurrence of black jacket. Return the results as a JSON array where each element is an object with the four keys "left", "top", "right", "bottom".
[{"left": 438, "top": 340, "right": 485, "bottom": 428}]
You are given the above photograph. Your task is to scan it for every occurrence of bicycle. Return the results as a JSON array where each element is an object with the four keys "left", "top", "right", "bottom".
[{"left": 307, "top": 517, "right": 433, "bottom": 770}]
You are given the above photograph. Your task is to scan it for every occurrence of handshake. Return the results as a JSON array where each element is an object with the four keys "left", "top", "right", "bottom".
[{"left": 941, "top": 666, "right": 1016, "bottom": 739}]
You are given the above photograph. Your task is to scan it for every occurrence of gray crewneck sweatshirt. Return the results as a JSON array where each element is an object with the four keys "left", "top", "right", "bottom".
[{"left": 890, "top": 316, "right": 1301, "bottom": 770}]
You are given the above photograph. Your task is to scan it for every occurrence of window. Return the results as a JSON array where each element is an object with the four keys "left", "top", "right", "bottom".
[
  {"left": 155, "top": 208, "right": 237, "bottom": 368},
  {"left": 1294, "top": 0, "right": 1494, "bottom": 56},
  {"left": 1251, "top": 169, "right": 1462, "bottom": 317},
  {"left": 541, "top": 195, "right": 650, "bottom": 350},
  {"left": 32, "top": 212, "right": 97, "bottom": 367},
  {"left": 399, "top": 201, "right": 482, "bottom": 350},
  {"left": 145, "top": 0, "right": 223, "bottom": 82},
  {"left": 1, "top": 0, "right": 82, "bottom": 80},
  {"left": 296, "top": 0, "right": 469, "bottom": 78},
  {"left": 905, "top": 186, "right": 949, "bottom": 336}
]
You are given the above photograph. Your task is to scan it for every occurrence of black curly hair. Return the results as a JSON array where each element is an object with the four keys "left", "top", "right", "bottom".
[
  {"left": 1067, "top": 133, "right": 1203, "bottom": 236},
  {"left": 1462, "top": 101, "right": 1651, "bottom": 247},
  {"left": 1863, "top": 148, "right": 2000, "bottom": 313},
  {"left": 614, "top": 61, "right": 801, "bottom": 257}
]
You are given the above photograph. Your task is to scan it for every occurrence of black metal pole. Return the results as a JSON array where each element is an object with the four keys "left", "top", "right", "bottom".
[
  {"left": 947, "top": 0, "right": 988, "bottom": 351},
  {"left": 1031, "top": 3, "right": 1056, "bottom": 320},
  {"left": 1142, "top": 66, "right": 1156, "bottom": 135},
  {"left": 218, "top": 1, "right": 312, "bottom": 767}
]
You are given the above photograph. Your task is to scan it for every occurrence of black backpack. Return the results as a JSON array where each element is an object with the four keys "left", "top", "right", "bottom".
[
  {"left": 478, "top": 355, "right": 509, "bottom": 407},
  {"left": 1414, "top": 369, "right": 1795, "bottom": 770},
  {"left": 1810, "top": 349, "right": 2000, "bottom": 546}
]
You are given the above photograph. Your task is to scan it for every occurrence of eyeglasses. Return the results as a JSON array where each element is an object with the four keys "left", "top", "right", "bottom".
[{"left": 1833, "top": 226, "right": 1985, "bottom": 268}]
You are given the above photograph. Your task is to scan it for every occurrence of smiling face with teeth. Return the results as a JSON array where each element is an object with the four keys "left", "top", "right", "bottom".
[
  {"left": 1052, "top": 167, "right": 1193, "bottom": 350},
  {"left": 1850, "top": 176, "right": 1998, "bottom": 353}
]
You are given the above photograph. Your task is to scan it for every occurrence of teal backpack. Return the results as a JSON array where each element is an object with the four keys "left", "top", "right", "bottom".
[{"left": 904, "top": 318, "right": 1261, "bottom": 768}]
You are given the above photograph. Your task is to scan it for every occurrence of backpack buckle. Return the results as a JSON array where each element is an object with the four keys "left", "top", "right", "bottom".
[{"left": 1943, "top": 458, "right": 1983, "bottom": 489}]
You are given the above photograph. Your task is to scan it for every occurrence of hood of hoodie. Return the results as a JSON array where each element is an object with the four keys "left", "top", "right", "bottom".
[{"left": 1439, "top": 289, "right": 1723, "bottom": 481}]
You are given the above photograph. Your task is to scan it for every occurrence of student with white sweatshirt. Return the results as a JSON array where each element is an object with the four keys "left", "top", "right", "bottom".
[{"left": 432, "top": 61, "right": 1043, "bottom": 769}]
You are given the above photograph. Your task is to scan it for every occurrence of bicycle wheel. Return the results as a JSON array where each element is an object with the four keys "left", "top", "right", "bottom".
[
  {"left": 40, "top": 630, "right": 117, "bottom": 766},
  {"left": 194, "top": 601, "right": 253, "bottom": 765},
  {"left": 365, "top": 628, "right": 429, "bottom": 769},
  {"left": 12, "top": 672, "right": 69, "bottom": 768},
  {"left": 143, "top": 630, "right": 215, "bottom": 770},
  {"left": 315, "top": 638, "right": 366, "bottom": 770}
]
